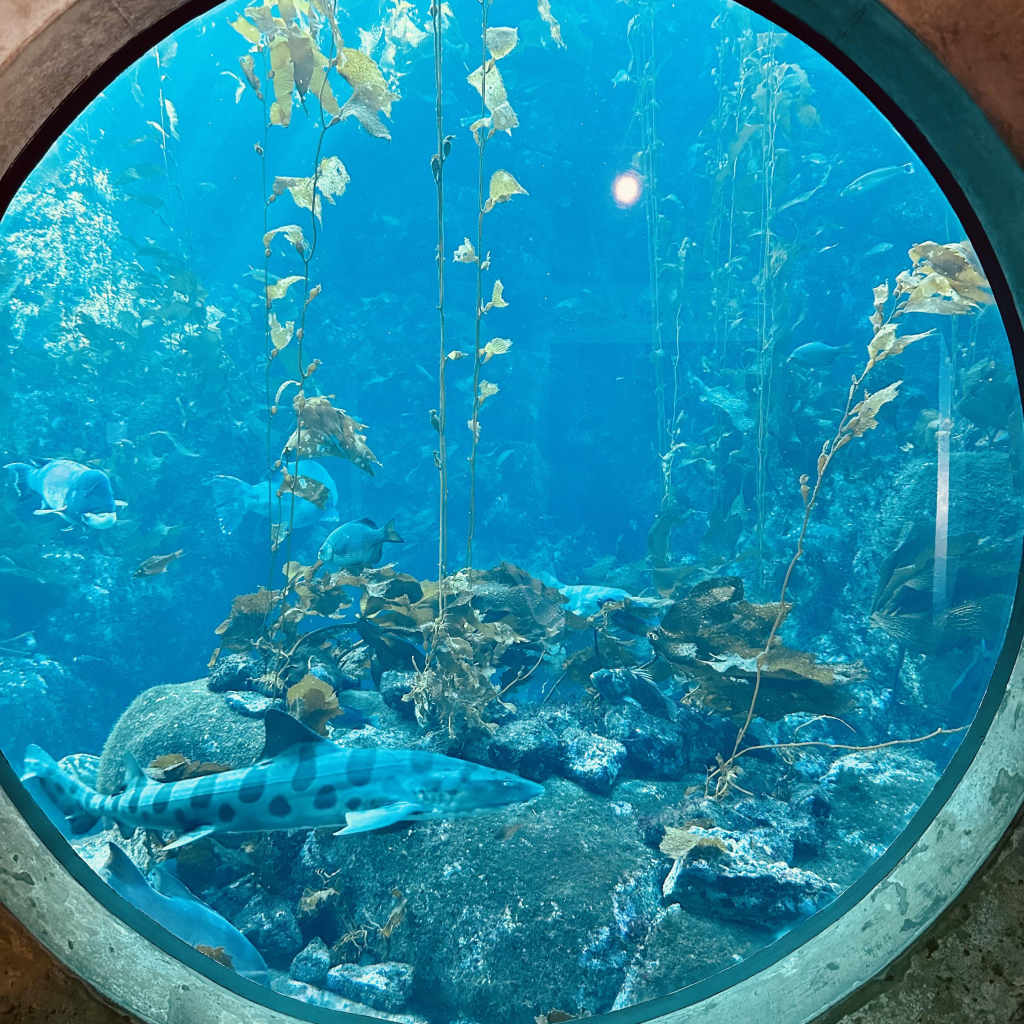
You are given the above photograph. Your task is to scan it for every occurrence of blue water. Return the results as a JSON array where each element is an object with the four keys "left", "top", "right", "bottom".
[{"left": 1, "top": 0, "right": 1021, "bottom": 1019}]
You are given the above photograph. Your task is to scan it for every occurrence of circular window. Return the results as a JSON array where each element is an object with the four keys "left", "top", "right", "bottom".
[{"left": 0, "top": 0, "right": 1022, "bottom": 1022}]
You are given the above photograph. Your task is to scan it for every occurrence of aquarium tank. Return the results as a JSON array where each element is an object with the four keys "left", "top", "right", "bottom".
[{"left": 0, "top": 0, "right": 1021, "bottom": 1020}]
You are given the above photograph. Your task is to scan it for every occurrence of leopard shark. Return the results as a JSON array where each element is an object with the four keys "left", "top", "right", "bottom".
[{"left": 22, "top": 710, "right": 543, "bottom": 850}]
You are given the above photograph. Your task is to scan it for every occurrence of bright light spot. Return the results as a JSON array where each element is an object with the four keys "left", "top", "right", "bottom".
[{"left": 612, "top": 171, "right": 643, "bottom": 208}]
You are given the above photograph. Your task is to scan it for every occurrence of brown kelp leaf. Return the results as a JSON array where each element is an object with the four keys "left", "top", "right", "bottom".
[
  {"left": 454, "top": 239, "right": 478, "bottom": 263},
  {"left": 646, "top": 508, "right": 687, "bottom": 568},
  {"left": 311, "top": 0, "right": 345, "bottom": 55},
  {"left": 866, "top": 325, "right": 933, "bottom": 370},
  {"left": 287, "top": 674, "right": 342, "bottom": 735},
  {"left": 537, "top": 0, "right": 566, "bottom": 47},
  {"left": 263, "top": 224, "right": 307, "bottom": 254},
  {"left": 269, "top": 312, "right": 295, "bottom": 351},
  {"left": 269, "top": 36, "right": 295, "bottom": 126},
  {"left": 133, "top": 549, "right": 184, "bottom": 578},
  {"left": 284, "top": 395, "right": 381, "bottom": 474},
  {"left": 239, "top": 55, "right": 262, "bottom": 98},
  {"left": 660, "top": 825, "right": 729, "bottom": 860},
  {"left": 484, "top": 280, "right": 508, "bottom": 311},
  {"left": 467, "top": 62, "right": 518, "bottom": 138},
  {"left": 308, "top": 63, "right": 341, "bottom": 117},
  {"left": 231, "top": 16, "right": 262, "bottom": 45},
  {"left": 148, "top": 754, "right": 233, "bottom": 783},
  {"left": 870, "top": 281, "right": 889, "bottom": 331},
  {"left": 907, "top": 240, "right": 993, "bottom": 308},
  {"left": 273, "top": 174, "right": 317, "bottom": 217},
  {"left": 214, "top": 588, "right": 275, "bottom": 652},
  {"left": 484, "top": 170, "right": 528, "bottom": 213},
  {"left": 298, "top": 886, "right": 338, "bottom": 915},
  {"left": 149, "top": 753, "right": 187, "bottom": 774},
  {"left": 336, "top": 48, "right": 396, "bottom": 139},
  {"left": 266, "top": 275, "right": 304, "bottom": 302},
  {"left": 277, "top": 471, "right": 330, "bottom": 509},
  {"left": 482, "top": 338, "right": 511, "bottom": 362},
  {"left": 197, "top": 945, "right": 236, "bottom": 970},
  {"left": 486, "top": 27, "right": 519, "bottom": 60},
  {"left": 244, "top": 2, "right": 284, "bottom": 34},
  {"left": 844, "top": 380, "right": 901, "bottom": 437},
  {"left": 316, "top": 155, "right": 349, "bottom": 203},
  {"left": 287, "top": 29, "right": 317, "bottom": 95}
]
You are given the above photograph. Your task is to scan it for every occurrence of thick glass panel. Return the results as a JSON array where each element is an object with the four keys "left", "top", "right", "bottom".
[{"left": 0, "top": 0, "right": 1020, "bottom": 1020}]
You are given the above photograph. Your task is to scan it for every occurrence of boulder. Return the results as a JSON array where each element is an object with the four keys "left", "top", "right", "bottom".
[
  {"left": 558, "top": 728, "right": 626, "bottom": 794},
  {"left": 325, "top": 962, "right": 415, "bottom": 1012},
  {"left": 290, "top": 937, "right": 332, "bottom": 987},
  {"left": 660, "top": 826, "right": 840, "bottom": 927},
  {"left": 97, "top": 679, "right": 265, "bottom": 794},
  {"left": 235, "top": 892, "right": 304, "bottom": 968},
  {"left": 486, "top": 715, "right": 560, "bottom": 781}
]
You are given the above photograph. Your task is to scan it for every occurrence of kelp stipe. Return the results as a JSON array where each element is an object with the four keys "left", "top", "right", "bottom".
[
  {"left": 706, "top": 241, "right": 995, "bottom": 799},
  {"left": 455, "top": 0, "right": 525, "bottom": 573}
]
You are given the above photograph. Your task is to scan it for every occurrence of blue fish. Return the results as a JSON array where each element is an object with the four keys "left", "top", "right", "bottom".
[
  {"left": 788, "top": 342, "right": 849, "bottom": 367},
  {"left": 97, "top": 842, "right": 269, "bottom": 984},
  {"left": 4, "top": 459, "right": 126, "bottom": 530},
  {"left": 318, "top": 518, "right": 403, "bottom": 569},
  {"left": 22, "top": 709, "right": 543, "bottom": 849},
  {"left": 211, "top": 459, "right": 339, "bottom": 534}
]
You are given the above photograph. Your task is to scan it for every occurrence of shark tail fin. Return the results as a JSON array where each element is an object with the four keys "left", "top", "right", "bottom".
[
  {"left": 21, "top": 744, "right": 98, "bottom": 834},
  {"left": 4, "top": 463, "right": 34, "bottom": 499},
  {"left": 211, "top": 476, "right": 253, "bottom": 535},
  {"left": 382, "top": 519, "right": 404, "bottom": 544}
]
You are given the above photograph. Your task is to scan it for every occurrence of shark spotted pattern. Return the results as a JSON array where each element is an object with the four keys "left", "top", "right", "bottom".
[{"left": 23, "top": 709, "right": 544, "bottom": 848}]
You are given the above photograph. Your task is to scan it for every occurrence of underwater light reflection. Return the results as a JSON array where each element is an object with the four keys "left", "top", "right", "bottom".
[{"left": 613, "top": 170, "right": 643, "bottom": 207}]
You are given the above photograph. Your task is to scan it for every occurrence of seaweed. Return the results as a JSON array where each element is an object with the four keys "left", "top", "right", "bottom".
[{"left": 287, "top": 673, "right": 342, "bottom": 734}]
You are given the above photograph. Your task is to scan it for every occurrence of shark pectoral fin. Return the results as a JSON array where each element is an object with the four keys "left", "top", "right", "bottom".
[
  {"left": 161, "top": 825, "right": 217, "bottom": 851},
  {"left": 334, "top": 802, "right": 424, "bottom": 835},
  {"left": 33, "top": 507, "right": 66, "bottom": 516},
  {"left": 115, "top": 500, "right": 128, "bottom": 508}
]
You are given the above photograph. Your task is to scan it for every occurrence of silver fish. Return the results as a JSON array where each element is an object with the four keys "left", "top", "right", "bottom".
[
  {"left": 4, "top": 459, "right": 127, "bottom": 530},
  {"left": 318, "top": 517, "right": 403, "bottom": 569},
  {"left": 840, "top": 163, "right": 914, "bottom": 197},
  {"left": 788, "top": 342, "right": 848, "bottom": 367},
  {"left": 96, "top": 842, "right": 268, "bottom": 984},
  {"left": 22, "top": 710, "right": 543, "bottom": 850},
  {"left": 211, "top": 459, "right": 339, "bottom": 534}
]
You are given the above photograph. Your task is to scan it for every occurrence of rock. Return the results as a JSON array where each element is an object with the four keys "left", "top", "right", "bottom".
[
  {"left": 660, "top": 826, "right": 840, "bottom": 927},
  {"left": 308, "top": 652, "right": 361, "bottom": 691},
  {"left": 558, "top": 727, "right": 626, "bottom": 794},
  {"left": 272, "top": 978, "right": 429, "bottom": 1023},
  {"left": 325, "top": 962, "right": 415, "bottom": 1011},
  {"left": 603, "top": 703, "right": 687, "bottom": 779},
  {"left": 224, "top": 691, "right": 284, "bottom": 717},
  {"left": 486, "top": 715, "right": 560, "bottom": 781},
  {"left": 235, "top": 892, "right": 304, "bottom": 968},
  {"left": 820, "top": 749, "right": 939, "bottom": 849},
  {"left": 204, "top": 874, "right": 257, "bottom": 923},
  {"left": 208, "top": 650, "right": 266, "bottom": 693},
  {"left": 379, "top": 670, "right": 415, "bottom": 718},
  {"left": 97, "top": 679, "right": 265, "bottom": 794},
  {"left": 295, "top": 777, "right": 663, "bottom": 1024},
  {"left": 290, "top": 937, "right": 332, "bottom": 987}
]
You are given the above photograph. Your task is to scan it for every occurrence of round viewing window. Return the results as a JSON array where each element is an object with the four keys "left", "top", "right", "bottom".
[{"left": 0, "top": 1, "right": 1022, "bottom": 1023}]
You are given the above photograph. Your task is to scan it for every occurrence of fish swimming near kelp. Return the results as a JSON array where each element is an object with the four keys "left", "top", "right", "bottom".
[
  {"left": 133, "top": 550, "right": 185, "bottom": 578},
  {"left": 4, "top": 459, "right": 127, "bottom": 530},
  {"left": 787, "top": 342, "right": 849, "bottom": 367},
  {"left": 96, "top": 842, "right": 269, "bottom": 984},
  {"left": 22, "top": 709, "right": 543, "bottom": 849},
  {"left": 840, "top": 163, "right": 914, "bottom": 197},
  {"left": 211, "top": 459, "right": 339, "bottom": 534},
  {"left": 318, "top": 518, "right": 403, "bottom": 570}
]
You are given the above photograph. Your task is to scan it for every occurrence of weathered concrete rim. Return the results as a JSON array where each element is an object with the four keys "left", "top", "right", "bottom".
[{"left": 1, "top": 0, "right": 1024, "bottom": 1022}]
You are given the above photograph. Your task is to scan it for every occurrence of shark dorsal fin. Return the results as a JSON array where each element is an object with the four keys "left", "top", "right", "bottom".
[
  {"left": 122, "top": 751, "right": 146, "bottom": 785},
  {"left": 103, "top": 842, "right": 147, "bottom": 889},
  {"left": 260, "top": 709, "right": 331, "bottom": 761}
]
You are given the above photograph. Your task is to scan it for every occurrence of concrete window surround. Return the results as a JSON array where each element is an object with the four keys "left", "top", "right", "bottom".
[{"left": 1, "top": 1, "right": 1024, "bottom": 1022}]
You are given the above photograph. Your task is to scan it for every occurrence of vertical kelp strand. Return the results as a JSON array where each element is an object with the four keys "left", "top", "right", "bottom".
[
  {"left": 466, "top": 0, "right": 492, "bottom": 574},
  {"left": 431, "top": 0, "right": 451, "bottom": 626}
]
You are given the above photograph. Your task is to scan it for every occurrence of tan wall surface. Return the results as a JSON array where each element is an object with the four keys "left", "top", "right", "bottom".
[{"left": 1, "top": 0, "right": 1023, "bottom": 1021}]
